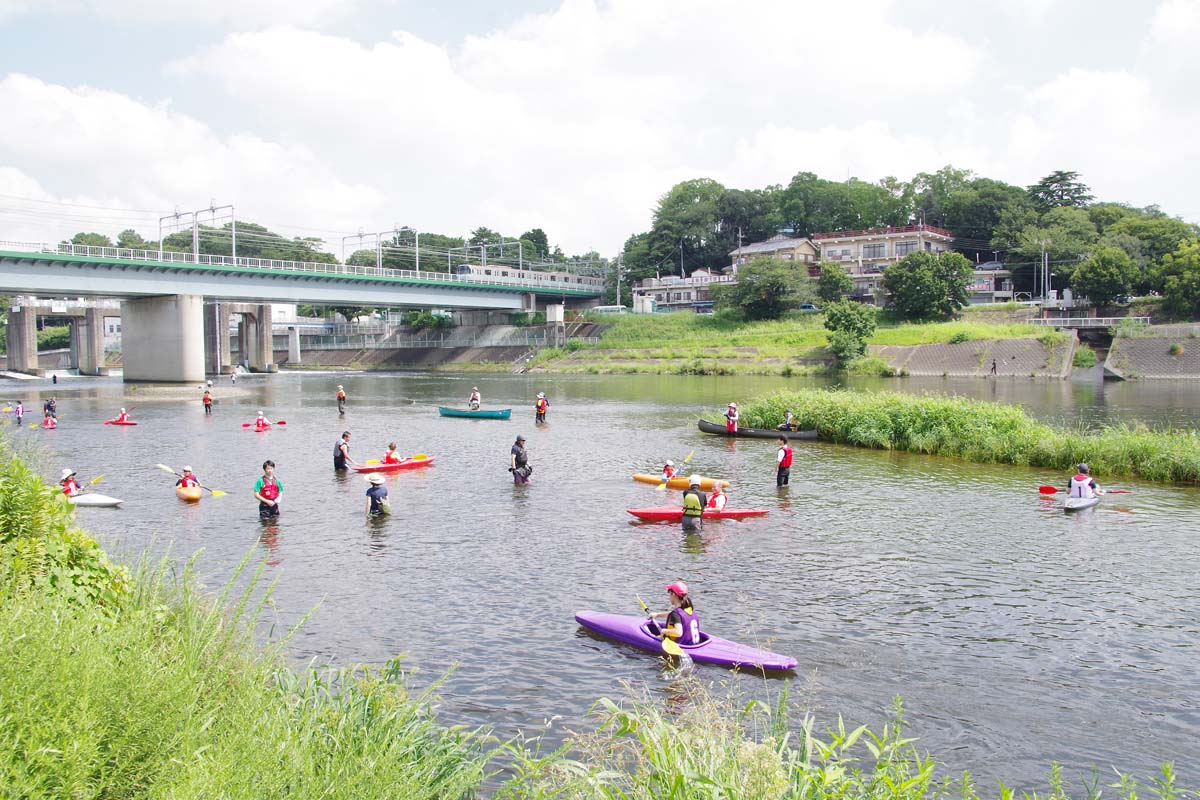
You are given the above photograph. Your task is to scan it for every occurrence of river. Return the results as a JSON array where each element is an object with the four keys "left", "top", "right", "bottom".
[{"left": 12, "top": 371, "right": 1200, "bottom": 789}]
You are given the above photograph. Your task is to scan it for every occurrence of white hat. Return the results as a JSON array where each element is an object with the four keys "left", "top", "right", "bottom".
[
  {"left": 366, "top": 473, "right": 385, "bottom": 485},
  {"left": 182, "top": 465, "right": 192, "bottom": 472},
  {"left": 537, "top": 391, "right": 545, "bottom": 397},
  {"left": 257, "top": 411, "right": 264, "bottom": 416},
  {"left": 472, "top": 386, "right": 478, "bottom": 391},
  {"left": 337, "top": 385, "right": 343, "bottom": 389},
  {"left": 120, "top": 407, "right": 126, "bottom": 413},
  {"left": 728, "top": 401, "right": 737, "bottom": 407},
  {"left": 689, "top": 474, "right": 702, "bottom": 486},
  {"left": 60, "top": 468, "right": 76, "bottom": 480},
  {"left": 665, "top": 460, "right": 674, "bottom": 466}
]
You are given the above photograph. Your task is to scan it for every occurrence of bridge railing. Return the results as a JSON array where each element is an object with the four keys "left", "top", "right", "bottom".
[
  {"left": 0, "top": 241, "right": 602, "bottom": 294},
  {"left": 1030, "top": 316, "right": 1151, "bottom": 329}
]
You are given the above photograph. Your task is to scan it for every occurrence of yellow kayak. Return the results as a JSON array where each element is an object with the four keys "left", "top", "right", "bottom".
[
  {"left": 632, "top": 474, "right": 730, "bottom": 490},
  {"left": 175, "top": 485, "right": 203, "bottom": 503}
]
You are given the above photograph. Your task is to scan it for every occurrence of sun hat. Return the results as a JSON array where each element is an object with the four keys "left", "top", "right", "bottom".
[
  {"left": 665, "top": 460, "right": 674, "bottom": 466},
  {"left": 366, "top": 473, "right": 385, "bottom": 485},
  {"left": 182, "top": 465, "right": 192, "bottom": 472},
  {"left": 666, "top": 581, "right": 689, "bottom": 597},
  {"left": 60, "top": 468, "right": 76, "bottom": 480}
]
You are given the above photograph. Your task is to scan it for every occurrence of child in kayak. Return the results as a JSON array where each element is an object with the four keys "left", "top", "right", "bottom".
[
  {"left": 42, "top": 412, "right": 57, "bottom": 429},
  {"left": 254, "top": 411, "right": 270, "bottom": 432},
  {"left": 661, "top": 460, "right": 676, "bottom": 482},
  {"left": 59, "top": 468, "right": 82, "bottom": 496},
  {"left": 383, "top": 442, "right": 401, "bottom": 464},
  {"left": 176, "top": 466, "right": 201, "bottom": 488},
  {"left": 706, "top": 482, "right": 727, "bottom": 512},
  {"left": 648, "top": 581, "right": 700, "bottom": 646},
  {"left": 1067, "top": 463, "right": 1105, "bottom": 499},
  {"left": 469, "top": 387, "right": 481, "bottom": 410},
  {"left": 365, "top": 473, "right": 390, "bottom": 516},
  {"left": 254, "top": 460, "right": 282, "bottom": 519},
  {"left": 116, "top": 407, "right": 130, "bottom": 423}
]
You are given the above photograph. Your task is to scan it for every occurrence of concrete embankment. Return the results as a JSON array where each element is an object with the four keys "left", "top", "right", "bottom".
[
  {"left": 1104, "top": 325, "right": 1200, "bottom": 379},
  {"left": 274, "top": 345, "right": 533, "bottom": 370},
  {"left": 870, "top": 333, "right": 1076, "bottom": 378}
]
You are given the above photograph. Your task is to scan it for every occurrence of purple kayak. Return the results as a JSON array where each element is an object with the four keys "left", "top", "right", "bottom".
[{"left": 575, "top": 610, "right": 797, "bottom": 671}]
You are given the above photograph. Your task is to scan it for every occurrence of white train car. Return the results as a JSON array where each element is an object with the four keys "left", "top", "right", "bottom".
[{"left": 454, "top": 263, "right": 603, "bottom": 290}]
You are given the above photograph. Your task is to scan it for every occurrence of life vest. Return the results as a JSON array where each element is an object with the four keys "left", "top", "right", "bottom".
[
  {"left": 43, "top": 417, "right": 57, "bottom": 429},
  {"left": 662, "top": 466, "right": 676, "bottom": 480},
  {"left": 682, "top": 491, "right": 704, "bottom": 517},
  {"left": 255, "top": 420, "right": 269, "bottom": 431},
  {"left": 116, "top": 413, "right": 128, "bottom": 422},
  {"left": 536, "top": 398, "right": 548, "bottom": 413},
  {"left": 336, "top": 390, "right": 346, "bottom": 401},
  {"left": 671, "top": 605, "right": 701, "bottom": 646},
  {"left": 1069, "top": 475, "right": 1094, "bottom": 499},
  {"left": 259, "top": 477, "right": 280, "bottom": 500},
  {"left": 178, "top": 475, "right": 199, "bottom": 487},
  {"left": 61, "top": 479, "right": 80, "bottom": 496},
  {"left": 707, "top": 492, "right": 726, "bottom": 511},
  {"left": 725, "top": 411, "right": 737, "bottom": 432},
  {"left": 383, "top": 451, "right": 400, "bottom": 464},
  {"left": 778, "top": 446, "right": 793, "bottom": 469},
  {"left": 203, "top": 394, "right": 212, "bottom": 405},
  {"left": 334, "top": 440, "right": 348, "bottom": 466}
]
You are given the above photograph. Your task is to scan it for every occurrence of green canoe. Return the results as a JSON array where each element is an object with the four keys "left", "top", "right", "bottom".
[{"left": 438, "top": 406, "right": 512, "bottom": 420}]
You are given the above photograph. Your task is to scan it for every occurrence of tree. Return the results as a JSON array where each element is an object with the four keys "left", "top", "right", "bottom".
[
  {"left": 648, "top": 178, "right": 729, "bottom": 275},
  {"left": 1072, "top": 246, "right": 1134, "bottom": 307},
  {"left": 1027, "top": 170, "right": 1094, "bottom": 212},
  {"left": 116, "top": 229, "right": 151, "bottom": 249},
  {"left": 519, "top": 228, "right": 550, "bottom": 259},
  {"left": 822, "top": 300, "right": 879, "bottom": 365},
  {"left": 816, "top": 262, "right": 853, "bottom": 304},
  {"left": 1106, "top": 214, "right": 1198, "bottom": 265},
  {"left": 710, "top": 256, "right": 812, "bottom": 320},
  {"left": 941, "top": 177, "right": 1032, "bottom": 262},
  {"left": 1157, "top": 239, "right": 1200, "bottom": 317},
  {"left": 882, "top": 251, "right": 974, "bottom": 320},
  {"left": 69, "top": 232, "right": 114, "bottom": 247}
]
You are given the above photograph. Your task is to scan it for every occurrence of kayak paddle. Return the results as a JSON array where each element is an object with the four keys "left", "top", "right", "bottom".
[
  {"left": 1038, "top": 485, "right": 1131, "bottom": 495},
  {"left": 154, "top": 463, "right": 227, "bottom": 497},
  {"left": 655, "top": 451, "right": 694, "bottom": 491},
  {"left": 636, "top": 595, "right": 684, "bottom": 657}
]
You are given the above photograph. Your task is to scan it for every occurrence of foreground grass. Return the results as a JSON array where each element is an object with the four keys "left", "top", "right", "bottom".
[{"left": 736, "top": 389, "right": 1200, "bottom": 484}]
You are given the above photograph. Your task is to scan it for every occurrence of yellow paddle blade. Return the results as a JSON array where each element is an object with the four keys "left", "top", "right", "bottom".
[
  {"left": 655, "top": 481, "right": 669, "bottom": 491},
  {"left": 90, "top": 474, "right": 105, "bottom": 485},
  {"left": 636, "top": 594, "right": 650, "bottom": 615},
  {"left": 209, "top": 489, "right": 227, "bottom": 497},
  {"left": 154, "top": 463, "right": 177, "bottom": 474},
  {"left": 413, "top": 453, "right": 427, "bottom": 460},
  {"left": 682, "top": 451, "right": 694, "bottom": 463},
  {"left": 365, "top": 459, "right": 381, "bottom": 465},
  {"left": 662, "top": 637, "right": 685, "bottom": 657},
  {"left": 29, "top": 423, "right": 39, "bottom": 429}
]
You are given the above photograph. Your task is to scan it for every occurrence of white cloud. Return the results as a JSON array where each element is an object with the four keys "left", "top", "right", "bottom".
[{"left": 0, "top": 0, "right": 357, "bottom": 26}]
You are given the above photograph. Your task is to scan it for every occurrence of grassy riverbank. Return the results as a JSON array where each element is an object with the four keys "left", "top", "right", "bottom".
[
  {"left": 2, "top": 442, "right": 1190, "bottom": 796},
  {"left": 736, "top": 389, "right": 1200, "bottom": 484},
  {"left": 532, "top": 312, "right": 1050, "bottom": 375}
]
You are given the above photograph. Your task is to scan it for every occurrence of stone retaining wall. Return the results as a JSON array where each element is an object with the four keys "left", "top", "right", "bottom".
[
  {"left": 870, "top": 333, "right": 1075, "bottom": 378},
  {"left": 1105, "top": 334, "right": 1200, "bottom": 379}
]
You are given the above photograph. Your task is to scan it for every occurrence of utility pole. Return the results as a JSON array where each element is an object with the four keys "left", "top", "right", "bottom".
[
  {"left": 1040, "top": 240, "right": 1047, "bottom": 302},
  {"left": 679, "top": 241, "right": 684, "bottom": 278},
  {"left": 616, "top": 255, "right": 623, "bottom": 307}
]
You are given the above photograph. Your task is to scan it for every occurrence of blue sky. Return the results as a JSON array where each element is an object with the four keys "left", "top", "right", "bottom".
[{"left": 1, "top": 0, "right": 1197, "bottom": 255}]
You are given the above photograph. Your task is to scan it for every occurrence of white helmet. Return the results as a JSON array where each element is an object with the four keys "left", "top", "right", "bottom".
[
  {"left": 665, "top": 460, "right": 674, "bottom": 466},
  {"left": 120, "top": 407, "right": 126, "bottom": 413},
  {"left": 689, "top": 474, "right": 702, "bottom": 486},
  {"left": 60, "top": 468, "right": 76, "bottom": 480},
  {"left": 257, "top": 411, "right": 264, "bottom": 417},
  {"left": 182, "top": 465, "right": 192, "bottom": 472}
]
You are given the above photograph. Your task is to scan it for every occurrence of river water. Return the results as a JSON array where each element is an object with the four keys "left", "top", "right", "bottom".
[{"left": 11, "top": 371, "right": 1200, "bottom": 789}]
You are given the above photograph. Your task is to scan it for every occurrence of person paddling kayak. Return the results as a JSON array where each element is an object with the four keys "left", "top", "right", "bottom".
[
  {"left": 535, "top": 392, "right": 549, "bottom": 423},
  {"left": 253, "top": 411, "right": 271, "bottom": 432},
  {"left": 176, "top": 466, "right": 200, "bottom": 488},
  {"left": 383, "top": 441, "right": 401, "bottom": 464},
  {"left": 365, "top": 473, "right": 389, "bottom": 516},
  {"left": 661, "top": 460, "right": 677, "bottom": 482},
  {"left": 509, "top": 435, "right": 531, "bottom": 484},
  {"left": 115, "top": 407, "right": 130, "bottom": 424},
  {"left": 706, "top": 482, "right": 727, "bottom": 512},
  {"left": 468, "top": 386, "right": 481, "bottom": 411},
  {"left": 1068, "top": 463, "right": 1105, "bottom": 500},
  {"left": 334, "top": 431, "right": 357, "bottom": 471},
  {"left": 681, "top": 475, "right": 707, "bottom": 532},
  {"left": 59, "top": 468, "right": 82, "bottom": 496},
  {"left": 776, "top": 435, "right": 793, "bottom": 487},
  {"left": 42, "top": 412, "right": 57, "bottom": 429},
  {"left": 336, "top": 385, "right": 347, "bottom": 414},
  {"left": 647, "top": 581, "right": 700, "bottom": 646},
  {"left": 723, "top": 402, "right": 738, "bottom": 433},
  {"left": 253, "top": 460, "right": 282, "bottom": 519}
]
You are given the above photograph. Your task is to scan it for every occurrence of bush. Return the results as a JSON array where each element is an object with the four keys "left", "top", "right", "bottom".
[
  {"left": 407, "top": 311, "right": 453, "bottom": 331},
  {"left": 1169, "top": 342, "right": 1185, "bottom": 356},
  {"left": 1073, "top": 346, "right": 1098, "bottom": 368},
  {"left": 827, "top": 330, "right": 867, "bottom": 364},
  {"left": 37, "top": 325, "right": 71, "bottom": 350},
  {"left": 948, "top": 330, "right": 971, "bottom": 344}
]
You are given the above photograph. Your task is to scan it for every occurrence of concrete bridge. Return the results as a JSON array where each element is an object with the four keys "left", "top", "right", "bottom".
[{"left": 0, "top": 241, "right": 603, "bottom": 382}]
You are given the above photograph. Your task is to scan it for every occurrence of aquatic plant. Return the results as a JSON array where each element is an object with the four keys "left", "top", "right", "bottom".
[{"left": 734, "top": 389, "right": 1200, "bottom": 484}]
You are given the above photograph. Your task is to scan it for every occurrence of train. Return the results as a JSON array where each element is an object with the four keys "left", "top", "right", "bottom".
[{"left": 453, "top": 263, "right": 604, "bottom": 290}]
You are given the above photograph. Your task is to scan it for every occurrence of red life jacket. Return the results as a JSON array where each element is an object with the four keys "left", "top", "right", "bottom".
[
  {"left": 778, "top": 445, "right": 793, "bottom": 468},
  {"left": 117, "top": 413, "right": 129, "bottom": 422},
  {"left": 61, "top": 479, "right": 80, "bottom": 496},
  {"left": 536, "top": 398, "right": 548, "bottom": 412},
  {"left": 43, "top": 417, "right": 57, "bottom": 429},
  {"left": 663, "top": 466, "right": 676, "bottom": 479},
  {"left": 384, "top": 452, "right": 400, "bottom": 463},
  {"left": 706, "top": 492, "right": 726, "bottom": 510},
  {"left": 179, "top": 475, "right": 199, "bottom": 487},
  {"left": 255, "top": 419, "right": 269, "bottom": 431},
  {"left": 725, "top": 412, "right": 737, "bottom": 432},
  {"left": 259, "top": 477, "right": 280, "bottom": 500}
]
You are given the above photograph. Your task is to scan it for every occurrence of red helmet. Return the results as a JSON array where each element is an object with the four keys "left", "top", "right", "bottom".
[{"left": 665, "top": 581, "right": 689, "bottom": 597}]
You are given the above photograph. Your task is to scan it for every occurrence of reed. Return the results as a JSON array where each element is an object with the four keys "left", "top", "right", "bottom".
[{"left": 735, "top": 389, "right": 1200, "bottom": 484}]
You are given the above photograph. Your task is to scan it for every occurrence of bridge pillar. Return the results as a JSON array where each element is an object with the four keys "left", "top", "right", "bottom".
[
  {"left": 287, "top": 326, "right": 301, "bottom": 364},
  {"left": 203, "top": 302, "right": 232, "bottom": 375},
  {"left": 71, "top": 308, "right": 106, "bottom": 375},
  {"left": 121, "top": 295, "right": 205, "bottom": 383},
  {"left": 5, "top": 307, "right": 39, "bottom": 374},
  {"left": 247, "top": 304, "right": 275, "bottom": 372}
]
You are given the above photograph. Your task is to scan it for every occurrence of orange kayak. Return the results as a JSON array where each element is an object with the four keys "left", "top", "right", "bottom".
[
  {"left": 175, "top": 485, "right": 203, "bottom": 502},
  {"left": 632, "top": 474, "right": 730, "bottom": 490}
]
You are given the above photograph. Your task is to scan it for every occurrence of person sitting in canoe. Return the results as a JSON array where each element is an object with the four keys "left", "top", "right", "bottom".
[
  {"left": 60, "top": 468, "right": 82, "bottom": 496},
  {"left": 365, "top": 473, "right": 389, "bottom": 516},
  {"left": 116, "top": 407, "right": 130, "bottom": 423},
  {"left": 42, "top": 412, "right": 57, "bottom": 429},
  {"left": 535, "top": 392, "right": 549, "bottom": 423},
  {"left": 648, "top": 581, "right": 700, "bottom": 646},
  {"left": 468, "top": 387, "right": 481, "bottom": 410},
  {"left": 661, "top": 460, "right": 676, "bottom": 482},
  {"left": 777, "top": 411, "right": 798, "bottom": 431},
  {"left": 681, "top": 475, "right": 707, "bottom": 532},
  {"left": 1068, "top": 463, "right": 1104, "bottom": 500},
  {"left": 724, "top": 402, "right": 738, "bottom": 433},
  {"left": 176, "top": 466, "right": 201, "bottom": 488},
  {"left": 383, "top": 442, "right": 401, "bottom": 464},
  {"left": 254, "top": 411, "right": 270, "bottom": 432},
  {"left": 706, "top": 482, "right": 727, "bottom": 512},
  {"left": 254, "top": 460, "right": 282, "bottom": 519}
]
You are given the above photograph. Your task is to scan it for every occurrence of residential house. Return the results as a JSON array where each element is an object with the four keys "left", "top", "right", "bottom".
[
  {"left": 729, "top": 233, "right": 819, "bottom": 270},
  {"left": 631, "top": 268, "right": 736, "bottom": 313}
]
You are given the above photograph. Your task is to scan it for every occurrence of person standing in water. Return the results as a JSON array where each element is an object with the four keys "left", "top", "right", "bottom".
[
  {"left": 681, "top": 475, "right": 707, "bottom": 532},
  {"left": 202, "top": 390, "right": 213, "bottom": 415},
  {"left": 535, "top": 392, "right": 549, "bottom": 423},
  {"left": 364, "top": 473, "right": 389, "bottom": 516},
  {"left": 336, "top": 385, "right": 347, "bottom": 414},
  {"left": 334, "top": 431, "right": 356, "bottom": 471},
  {"left": 253, "top": 460, "right": 282, "bottom": 519},
  {"left": 14, "top": 401, "right": 23, "bottom": 426},
  {"left": 776, "top": 435, "right": 793, "bottom": 487},
  {"left": 509, "top": 435, "right": 531, "bottom": 484}
]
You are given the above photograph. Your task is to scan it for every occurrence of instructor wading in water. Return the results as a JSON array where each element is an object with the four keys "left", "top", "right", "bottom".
[
  {"left": 334, "top": 431, "right": 357, "bottom": 471},
  {"left": 509, "top": 435, "right": 532, "bottom": 484}
]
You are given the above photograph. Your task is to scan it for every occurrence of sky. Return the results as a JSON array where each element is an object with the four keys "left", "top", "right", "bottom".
[{"left": 1, "top": 0, "right": 1198, "bottom": 257}]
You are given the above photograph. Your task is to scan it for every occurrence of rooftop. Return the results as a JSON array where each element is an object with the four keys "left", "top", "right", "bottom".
[
  {"left": 729, "top": 234, "right": 814, "bottom": 256},
  {"left": 813, "top": 224, "right": 954, "bottom": 240}
]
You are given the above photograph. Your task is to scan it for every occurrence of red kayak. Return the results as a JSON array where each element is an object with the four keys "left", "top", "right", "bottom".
[
  {"left": 104, "top": 419, "right": 138, "bottom": 426},
  {"left": 352, "top": 456, "right": 436, "bottom": 473},
  {"left": 626, "top": 506, "right": 769, "bottom": 523}
]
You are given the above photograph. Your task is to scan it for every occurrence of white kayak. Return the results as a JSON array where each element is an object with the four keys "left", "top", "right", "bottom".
[
  {"left": 68, "top": 492, "right": 124, "bottom": 508},
  {"left": 1064, "top": 495, "right": 1101, "bottom": 512}
]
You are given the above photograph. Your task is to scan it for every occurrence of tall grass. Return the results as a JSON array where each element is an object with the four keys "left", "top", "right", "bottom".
[
  {"left": 735, "top": 389, "right": 1200, "bottom": 484},
  {"left": 499, "top": 678, "right": 1185, "bottom": 800}
]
